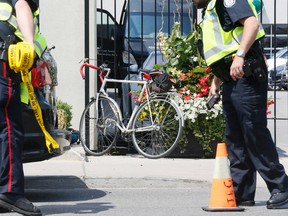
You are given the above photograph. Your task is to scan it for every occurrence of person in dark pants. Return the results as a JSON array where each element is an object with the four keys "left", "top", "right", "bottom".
[
  {"left": 192, "top": 0, "right": 288, "bottom": 209},
  {"left": 0, "top": 0, "right": 42, "bottom": 215}
]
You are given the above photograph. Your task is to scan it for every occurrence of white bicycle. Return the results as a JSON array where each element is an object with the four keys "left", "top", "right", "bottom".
[{"left": 79, "top": 62, "right": 184, "bottom": 159}]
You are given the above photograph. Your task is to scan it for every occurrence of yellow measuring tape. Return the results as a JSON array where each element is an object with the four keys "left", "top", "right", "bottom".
[{"left": 8, "top": 42, "right": 60, "bottom": 154}]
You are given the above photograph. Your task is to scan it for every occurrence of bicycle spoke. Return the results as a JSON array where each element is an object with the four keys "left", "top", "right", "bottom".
[
  {"left": 131, "top": 97, "right": 183, "bottom": 158},
  {"left": 79, "top": 96, "right": 120, "bottom": 156}
]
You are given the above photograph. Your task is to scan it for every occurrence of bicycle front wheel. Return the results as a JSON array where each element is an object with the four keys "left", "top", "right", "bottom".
[
  {"left": 79, "top": 95, "right": 120, "bottom": 156},
  {"left": 131, "top": 97, "right": 183, "bottom": 159}
]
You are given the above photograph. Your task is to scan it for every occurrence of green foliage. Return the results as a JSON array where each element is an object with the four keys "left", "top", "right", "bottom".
[
  {"left": 186, "top": 114, "right": 225, "bottom": 156},
  {"left": 159, "top": 21, "right": 226, "bottom": 156},
  {"left": 57, "top": 99, "right": 72, "bottom": 129}
]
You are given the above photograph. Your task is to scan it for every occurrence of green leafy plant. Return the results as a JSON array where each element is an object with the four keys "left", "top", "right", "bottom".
[
  {"left": 57, "top": 99, "right": 73, "bottom": 129},
  {"left": 158, "top": 22, "right": 226, "bottom": 156}
]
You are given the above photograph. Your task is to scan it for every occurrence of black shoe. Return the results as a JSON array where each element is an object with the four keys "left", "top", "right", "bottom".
[
  {"left": 236, "top": 200, "right": 255, "bottom": 206},
  {"left": 0, "top": 206, "right": 10, "bottom": 213},
  {"left": 267, "top": 191, "right": 288, "bottom": 209},
  {"left": 0, "top": 193, "right": 42, "bottom": 216}
]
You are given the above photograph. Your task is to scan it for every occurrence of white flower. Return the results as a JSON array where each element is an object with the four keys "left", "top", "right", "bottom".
[{"left": 175, "top": 97, "right": 222, "bottom": 123}]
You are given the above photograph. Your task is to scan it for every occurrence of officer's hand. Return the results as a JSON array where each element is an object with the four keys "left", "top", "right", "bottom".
[
  {"left": 230, "top": 56, "right": 245, "bottom": 81},
  {"left": 209, "top": 76, "right": 221, "bottom": 96}
]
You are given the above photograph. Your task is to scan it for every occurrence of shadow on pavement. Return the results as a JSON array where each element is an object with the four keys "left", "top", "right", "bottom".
[
  {"left": 39, "top": 202, "right": 114, "bottom": 215},
  {"left": 25, "top": 175, "right": 107, "bottom": 202},
  {"left": 24, "top": 176, "right": 113, "bottom": 215}
]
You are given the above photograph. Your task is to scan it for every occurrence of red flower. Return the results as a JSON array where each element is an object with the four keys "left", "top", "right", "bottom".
[
  {"left": 179, "top": 73, "right": 186, "bottom": 81},
  {"left": 186, "top": 72, "right": 192, "bottom": 77},
  {"left": 266, "top": 99, "right": 275, "bottom": 115},
  {"left": 200, "top": 85, "right": 210, "bottom": 96},
  {"left": 199, "top": 75, "right": 210, "bottom": 84},
  {"left": 184, "top": 95, "right": 191, "bottom": 101},
  {"left": 205, "top": 66, "right": 211, "bottom": 73}
]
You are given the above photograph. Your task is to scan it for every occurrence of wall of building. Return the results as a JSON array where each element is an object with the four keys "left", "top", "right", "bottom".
[{"left": 39, "top": 0, "right": 97, "bottom": 129}]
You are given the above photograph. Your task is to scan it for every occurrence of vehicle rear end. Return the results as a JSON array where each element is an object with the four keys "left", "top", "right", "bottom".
[{"left": 21, "top": 48, "right": 71, "bottom": 163}]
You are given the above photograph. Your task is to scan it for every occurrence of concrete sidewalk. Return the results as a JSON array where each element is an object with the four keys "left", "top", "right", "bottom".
[{"left": 24, "top": 144, "right": 288, "bottom": 188}]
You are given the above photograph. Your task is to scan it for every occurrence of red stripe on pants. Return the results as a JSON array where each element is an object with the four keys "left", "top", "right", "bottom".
[{"left": 4, "top": 76, "right": 13, "bottom": 192}]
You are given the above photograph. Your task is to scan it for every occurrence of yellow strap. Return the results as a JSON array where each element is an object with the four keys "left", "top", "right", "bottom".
[{"left": 8, "top": 42, "right": 60, "bottom": 154}]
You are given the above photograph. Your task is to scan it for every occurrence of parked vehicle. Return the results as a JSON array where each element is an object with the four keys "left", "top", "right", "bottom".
[
  {"left": 268, "top": 60, "right": 288, "bottom": 91},
  {"left": 21, "top": 47, "right": 71, "bottom": 163},
  {"left": 267, "top": 46, "right": 288, "bottom": 72},
  {"left": 266, "top": 47, "right": 288, "bottom": 91},
  {"left": 96, "top": 0, "right": 194, "bottom": 92}
]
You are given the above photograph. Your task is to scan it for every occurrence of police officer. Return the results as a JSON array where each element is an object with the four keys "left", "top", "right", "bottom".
[
  {"left": 0, "top": 0, "right": 43, "bottom": 215},
  {"left": 192, "top": 0, "right": 288, "bottom": 209}
]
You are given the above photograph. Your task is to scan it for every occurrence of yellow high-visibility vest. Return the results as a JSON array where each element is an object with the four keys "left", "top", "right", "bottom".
[
  {"left": 201, "top": 0, "right": 265, "bottom": 66},
  {"left": 0, "top": 2, "right": 47, "bottom": 58}
]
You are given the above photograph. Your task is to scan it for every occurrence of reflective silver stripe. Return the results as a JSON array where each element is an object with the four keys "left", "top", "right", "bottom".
[
  {"left": 203, "top": 10, "right": 241, "bottom": 64},
  {"left": 213, "top": 157, "right": 231, "bottom": 179},
  {"left": 0, "top": 10, "right": 10, "bottom": 20},
  {"left": 205, "top": 34, "right": 242, "bottom": 59},
  {"left": 0, "top": 3, "right": 12, "bottom": 20},
  {"left": 207, "top": 0, "right": 216, "bottom": 10},
  {"left": 203, "top": 0, "right": 265, "bottom": 65},
  {"left": 35, "top": 18, "right": 38, "bottom": 26},
  {"left": 7, "top": 15, "right": 18, "bottom": 28},
  {"left": 34, "top": 39, "right": 44, "bottom": 56}
]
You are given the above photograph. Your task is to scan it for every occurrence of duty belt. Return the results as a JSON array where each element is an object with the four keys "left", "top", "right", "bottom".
[
  {"left": 210, "top": 54, "right": 234, "bottom": 83},
  {"left": 0, "top": 41, "right": 5, "bottom": 61},
  {"left": 0, "top": 35, "right": 15, "bottom": 61}
]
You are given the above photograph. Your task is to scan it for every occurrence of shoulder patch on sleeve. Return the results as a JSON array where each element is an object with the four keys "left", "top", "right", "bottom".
[{"left": 224, "top": 0, "right": 236, "bottom": 8}]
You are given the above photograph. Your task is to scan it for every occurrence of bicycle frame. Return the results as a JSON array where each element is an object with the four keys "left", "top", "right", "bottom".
[
  {"left": 81, "top": 62, "right": 162, "bottom": 134},
  {"left": 99, "top": 73, "right": 158, "bottom": 134},
  {"left": 80, "top": 62, "right": 184, "bottom": 158}
]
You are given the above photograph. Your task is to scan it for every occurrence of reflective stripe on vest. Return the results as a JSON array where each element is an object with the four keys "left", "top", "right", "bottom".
[
  {"left": 34, "top": 33, "right": 47, "bottom": 57},
  {"left": 14, "top": 23, "right": 47, "bottom": 58},
  {"left": 202, "top": 0, "right": 265, "bottom": 65},
  {"left": 0, "top": 2, "right": 12, "bottom": 21}
]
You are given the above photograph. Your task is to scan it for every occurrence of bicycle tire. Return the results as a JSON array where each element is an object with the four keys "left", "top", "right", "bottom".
[
  {"left": 131, "top": 97, "right": 183, "bottom": 159},
  {"left": 79, "top": 95, "right": 120, "bottom": 156}
]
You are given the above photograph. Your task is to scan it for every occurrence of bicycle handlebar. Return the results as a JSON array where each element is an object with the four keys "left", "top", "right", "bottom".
[
  {"left": 80, "top": 63, "right": 110, "bottom": 83},
  {"left": 79, "top": 63, "right": 100, "bottom": 79}
]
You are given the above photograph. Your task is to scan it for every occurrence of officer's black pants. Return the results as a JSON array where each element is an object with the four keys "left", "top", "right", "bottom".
[
  {"left": 0, "top": 61, "right": 24, "bottom": 195},
  {"left": 222, "top": 75, "right": 288, "bottom": 201}
]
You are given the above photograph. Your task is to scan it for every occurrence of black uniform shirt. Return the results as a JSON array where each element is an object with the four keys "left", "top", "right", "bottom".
[{"left": 215, "top": 0, "right": 255, "bottom": 32}]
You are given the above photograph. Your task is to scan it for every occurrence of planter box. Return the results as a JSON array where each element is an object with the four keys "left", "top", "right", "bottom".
[{"left": 168, "top": 134, "right": 218, "bottom": 159}]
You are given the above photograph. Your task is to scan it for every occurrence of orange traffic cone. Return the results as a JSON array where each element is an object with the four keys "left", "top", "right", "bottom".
[{"left": 202, "top": 143, "right": 244, "bottom": 212}]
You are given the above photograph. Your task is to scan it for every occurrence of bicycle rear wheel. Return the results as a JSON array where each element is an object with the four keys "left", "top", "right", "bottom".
[
  {"left": 131, "top": 97, "right": 183, "bottom": 159},
  {"left": 79, "top": 95, "right": 120, "bottom": 156}
]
